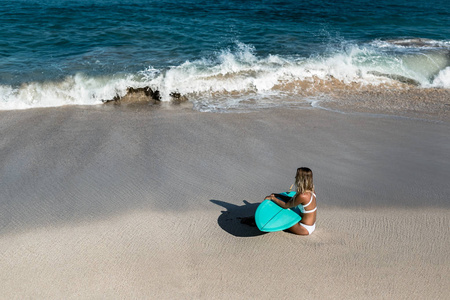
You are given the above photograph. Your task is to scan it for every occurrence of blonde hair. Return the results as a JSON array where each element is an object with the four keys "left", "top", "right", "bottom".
[{"left": 295, "top": 167, "right": 314, "bottom": 194}]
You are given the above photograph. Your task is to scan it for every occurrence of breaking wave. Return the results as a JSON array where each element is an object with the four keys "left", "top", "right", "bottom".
[{"left": 1, "top": 40, "right": 449, "bottom": 111}]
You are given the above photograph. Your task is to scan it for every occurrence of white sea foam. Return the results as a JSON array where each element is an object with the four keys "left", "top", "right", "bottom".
[
  {"left": 1, "top": 41, "right": 449, "bottom": 111},
  {"left": 431, "top": 67, "right": 450, "bottom": 88},
  {"left": 0, "top": 74, "right": 144, "bottom": 110},
  {"left": 370, "top": 38, "right": 450, "bottom": 50}
]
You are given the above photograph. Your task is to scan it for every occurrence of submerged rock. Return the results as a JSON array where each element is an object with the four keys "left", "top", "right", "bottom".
[{"left": 385, "top": 38, "right": 434, "bottom": 47}]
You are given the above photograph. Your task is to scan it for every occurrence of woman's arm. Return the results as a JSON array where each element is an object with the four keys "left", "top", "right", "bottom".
[{"left": 265, "top": 194, "right": 296, "bottom": 209}]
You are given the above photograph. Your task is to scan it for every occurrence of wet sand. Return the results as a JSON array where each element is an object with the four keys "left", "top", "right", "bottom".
[
  {"left": 323, "top": 87, "right": 450, "bottom": 122},
  {"left": 1, "top": 105, "right": 449, "bottom": 299}
]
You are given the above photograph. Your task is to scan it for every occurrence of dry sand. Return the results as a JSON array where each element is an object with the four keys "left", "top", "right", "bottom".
[{"left": 1, "top": 105, "right": 449, "bottom": 299}]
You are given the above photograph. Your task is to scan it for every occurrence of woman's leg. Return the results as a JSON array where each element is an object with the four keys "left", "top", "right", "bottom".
[
  {"left": 287, "top": 223, "right": 310, "bottom": 235},
  {"left": 273, "top": 194, "right": 291, "bottom": 203}
]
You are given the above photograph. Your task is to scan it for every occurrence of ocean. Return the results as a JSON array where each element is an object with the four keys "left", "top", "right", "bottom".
[{"left": 1, "top": 0, "right": 449, "bottom": 111}]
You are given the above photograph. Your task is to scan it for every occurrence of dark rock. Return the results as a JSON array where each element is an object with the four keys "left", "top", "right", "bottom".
[
  {"left": 169, "top": 92, "right": 188, "bottom": 103},
  {"left": 102, "top": 86, "right": 161, "bottom": 104}
]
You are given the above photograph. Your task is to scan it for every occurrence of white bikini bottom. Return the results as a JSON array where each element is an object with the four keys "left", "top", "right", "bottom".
[{"left": 299, "top": 222, "right": 316, "bottom": 235}]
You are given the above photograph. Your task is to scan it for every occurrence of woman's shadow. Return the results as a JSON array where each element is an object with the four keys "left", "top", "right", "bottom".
[{"left": 210, "top": 199, "right": 267, "bottom": 237}]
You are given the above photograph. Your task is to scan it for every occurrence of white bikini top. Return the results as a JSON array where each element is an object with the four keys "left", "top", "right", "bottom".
[{"left": 298, "top": 192, "right": 317, "bottom": 214}]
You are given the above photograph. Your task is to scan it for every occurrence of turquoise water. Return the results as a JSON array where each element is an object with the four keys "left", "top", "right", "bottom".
[{"left": 1, "top": 0, "right": 449, "bottom": 110}]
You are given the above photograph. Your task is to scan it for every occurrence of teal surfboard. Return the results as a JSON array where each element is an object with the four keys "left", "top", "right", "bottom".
[{"left": 255, "top": 191, "right": 301, "bottom": 232}]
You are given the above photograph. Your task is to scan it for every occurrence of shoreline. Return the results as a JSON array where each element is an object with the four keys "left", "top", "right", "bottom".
[
  {"left": 321, "top": 87, "right": 450, "bottom": 123},
  {"left": 1, "top": 85, "right": 450, "bottom": 123},
  {"left": 1, "top": 105, "right": 449, "bottom": 298}
]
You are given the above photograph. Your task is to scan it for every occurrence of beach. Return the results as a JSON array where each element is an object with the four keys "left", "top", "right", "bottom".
[
  {"left": 1, "top": 105, "right": 449, "bottom": 299},
  {"left": 2, "top": 0, "right": 450, "bottom": 297}
]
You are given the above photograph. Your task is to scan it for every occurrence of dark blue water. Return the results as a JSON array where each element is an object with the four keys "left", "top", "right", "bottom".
[{"left": 1, "top": 0, "right": 449, "bottom": 110}]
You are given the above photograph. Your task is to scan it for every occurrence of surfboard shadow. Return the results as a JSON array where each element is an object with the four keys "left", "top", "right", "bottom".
[{"left": 210, "top": 199, "right": 267, "bottom": 237}]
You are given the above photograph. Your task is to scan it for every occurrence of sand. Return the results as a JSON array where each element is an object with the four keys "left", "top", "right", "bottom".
[{"left": 1, "top": 105, "right": 449, "bottom": 299}]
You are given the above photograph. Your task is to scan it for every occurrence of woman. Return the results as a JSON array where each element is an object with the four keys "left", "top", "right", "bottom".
[
  {"left": 242, "top": 167, "right": 317, "bottom": 235},
  {"left": 268, "top": 167, "right": 317, "bottom": 235}
]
